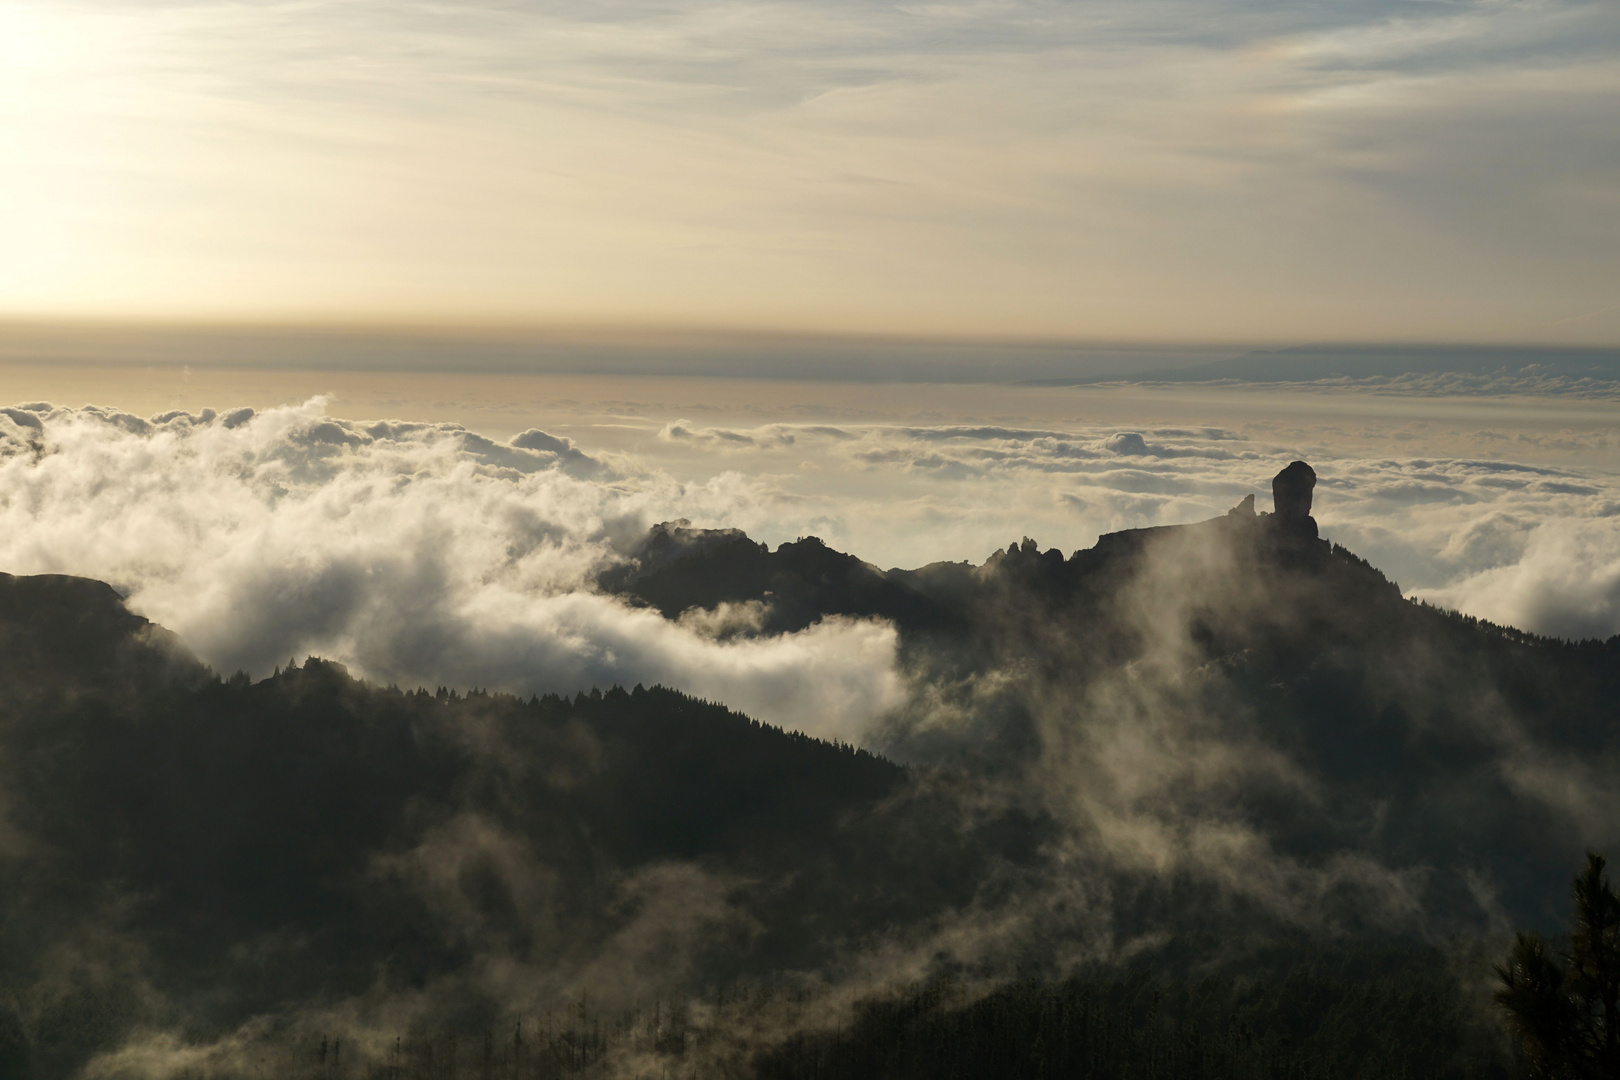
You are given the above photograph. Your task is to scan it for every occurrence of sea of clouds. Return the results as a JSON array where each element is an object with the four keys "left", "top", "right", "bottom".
[
  {"left": 656, "top": 413, "right": 1620, "bottom": 641},
  {"left": 0, "top": 399, "right": 907, "bottom": 741},
  {"left": 2, "top": 397, "right": 1618, "bottom": 742}
]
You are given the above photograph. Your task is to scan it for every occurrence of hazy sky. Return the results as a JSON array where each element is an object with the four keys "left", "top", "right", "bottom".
[{"left": 2, "top": 0, "right": 1617, "bottom": 342}]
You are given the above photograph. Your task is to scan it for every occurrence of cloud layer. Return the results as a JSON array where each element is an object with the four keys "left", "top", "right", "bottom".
[
  {"left": 640, "top": 417, "right": 1620, "bottom": 640},
  {"left": 1, "top": 395, "right": 1618, "bottom": 756},
  {"left": 0, "top": 400, "right": 905, "bottom": 741}
]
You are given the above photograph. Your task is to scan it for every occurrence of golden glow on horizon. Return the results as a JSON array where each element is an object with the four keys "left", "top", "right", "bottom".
[{"left": 0, "top": 0, "right": 1616, "bottom": 343}]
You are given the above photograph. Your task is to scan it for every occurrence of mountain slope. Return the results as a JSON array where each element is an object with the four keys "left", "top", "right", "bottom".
[
  {"left": 604, "top": 501, "right": 1620, "bottom": 932},
  {"left": 0, "top": 583, "right": 1038, "bottom": 1078},
  {"left": 2, "top": 489, "right": 1618, "bottom": 1076}
]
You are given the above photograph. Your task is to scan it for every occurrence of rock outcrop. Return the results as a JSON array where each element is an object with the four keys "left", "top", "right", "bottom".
[
  {"left": 1269, "top": 460, "right": 1319, "bottom": 540},
  {"left": 1273, "top": 460, "right": 1316, "bottom": 520}
]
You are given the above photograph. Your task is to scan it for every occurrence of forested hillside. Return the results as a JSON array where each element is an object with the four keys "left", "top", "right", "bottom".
[
  {"left": 0, "top": 576, "right": 1040, "bottom": 1077},
  {"left": 3, "top": 483, "right": 1618, "bottom": 1076},
  {"left": 606, "top": 503, "right": 1620, "bottom": 933}
]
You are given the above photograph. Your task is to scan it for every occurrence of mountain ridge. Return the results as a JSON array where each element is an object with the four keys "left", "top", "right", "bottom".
[{"left": 1, "top": 483, "right": 1617, "bottom": 1077}]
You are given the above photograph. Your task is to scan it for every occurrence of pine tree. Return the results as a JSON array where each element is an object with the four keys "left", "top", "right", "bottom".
[
  {"left": 1497, "top": 852, "right": 1620, "bottom": 1079},
  {"left": 1569, "top": 854, "right": 1620, "bottom": 1077}
]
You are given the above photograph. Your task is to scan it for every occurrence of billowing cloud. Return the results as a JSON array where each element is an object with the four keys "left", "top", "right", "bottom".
[
  {"left": 1413, "top": 516, "right": 1620, "bottom": 641},
  {"left": 818, "top": 423, "right": 1620, "bottom": 638},
  {"left": 0, "top": 400, "right": 905, "bottom": 741},
  {"left": 658, "top": 420, "right": 797, "bottom": 450},
  {"left": 3, "top": 396, "right": 1619, "bottom": 759}
]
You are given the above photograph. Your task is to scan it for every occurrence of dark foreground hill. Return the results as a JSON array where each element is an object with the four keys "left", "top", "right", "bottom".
[{"left": 0, "top": 573, "right": 1050, "bottom": 1078}]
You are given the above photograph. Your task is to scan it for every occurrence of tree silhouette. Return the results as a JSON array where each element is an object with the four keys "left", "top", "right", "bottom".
[{"left": 1497, "top": 852, "right": 1620, "bottom": 1078}]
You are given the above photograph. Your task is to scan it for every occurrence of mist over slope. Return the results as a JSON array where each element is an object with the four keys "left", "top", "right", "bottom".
[
  {"left": 1, "top": 457, "right": 1618, "bottom": 1075},
  {"left": 604, "top": 482, "right": 1620, "bottom": 937},
  {"left": 0, "top": 574, "right": 1040, "bottom": 1079}
]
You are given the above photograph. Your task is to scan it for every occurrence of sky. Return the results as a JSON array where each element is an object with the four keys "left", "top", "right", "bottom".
[{"left": 1, "top": 0, "right": 1618, "bottom": 341}]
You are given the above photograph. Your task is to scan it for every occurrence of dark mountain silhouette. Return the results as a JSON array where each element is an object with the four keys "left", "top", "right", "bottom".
[
  {"left": 599, "top": 522, "right": 957, "bottom": 636},
  {"left": 0, "top": 578, "right": 1041, "bottom": 1079},
  {"left": 603, "top": 469, "right": 1620, "bottom": 933},
  {"left": 3, "top": 466, "right": 1618, "bottom": 1076},
  {"left": 0, "top": 572, "right": 204, "bottom": 694},
  {"left": 755, "top": 942, "right": 1508, "bottom": 1080}
]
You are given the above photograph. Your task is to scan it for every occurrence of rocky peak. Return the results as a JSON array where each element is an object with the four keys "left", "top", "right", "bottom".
[
  {"left": 1267, "top": 460, "right": 1319, "bottom": 541},
  {"left": 1226, "top": 461, "right": 1319, "bottom": 539},
  {"left": 1273, "top": 460, "right": 1316, "bottom": 520}
]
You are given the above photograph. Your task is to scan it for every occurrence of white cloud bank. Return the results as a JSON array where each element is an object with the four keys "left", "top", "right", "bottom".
[
  {"left": 1415, "top": 517, "right": 1620, "bottom": 641},
  {"left": 0, "top": 399, "right": 905, "bottom": 742},
  {"left": 706, "top": 420, "right": 1620, "bottom": 641},
  {"left": 1, "top": 396, "right": 1618, "bottom": 754}
]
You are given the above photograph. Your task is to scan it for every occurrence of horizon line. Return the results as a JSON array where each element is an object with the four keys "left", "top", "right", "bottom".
[{"left": 4, "top": 316, "right": 1620, "bottom": 355}]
